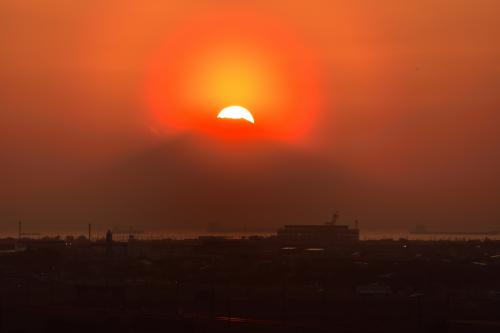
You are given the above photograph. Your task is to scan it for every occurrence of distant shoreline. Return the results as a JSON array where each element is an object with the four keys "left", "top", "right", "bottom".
[{"left": 1, "top": 230, "right": 500, "bottom": 241}]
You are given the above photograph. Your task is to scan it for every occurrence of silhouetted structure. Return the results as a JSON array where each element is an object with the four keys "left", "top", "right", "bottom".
[
  {"left": 1, "top": 230, "right": 500, "bottom": 333},
  {"left": 277, "top": 212, "right": 359, "bottom": 243},
  {"left": 105, "top": 229, "right": 113, "bottom": 256}
]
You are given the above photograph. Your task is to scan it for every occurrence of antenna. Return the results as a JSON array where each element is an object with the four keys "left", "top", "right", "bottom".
[{"left": 327, "top": 211, "right": 339, "bottom": 225}]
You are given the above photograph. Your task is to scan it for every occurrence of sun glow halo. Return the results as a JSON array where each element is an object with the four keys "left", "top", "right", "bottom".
[{"left": 146, "top": 9, "right": 323, "bottom": 142}]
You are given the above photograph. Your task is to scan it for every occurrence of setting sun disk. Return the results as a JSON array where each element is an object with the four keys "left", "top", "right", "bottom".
[{"left": 217, "top": 105, "right": 255, "bottom": 124}]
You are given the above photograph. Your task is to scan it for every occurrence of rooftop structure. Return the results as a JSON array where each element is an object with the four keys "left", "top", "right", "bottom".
[{"left": 276, "top": 212, "right": 360, "bottom": 243}]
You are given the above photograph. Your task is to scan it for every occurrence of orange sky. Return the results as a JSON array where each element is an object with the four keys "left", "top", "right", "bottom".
[{"left": 1, "top": 0, "right": 500, "bottom": 232}]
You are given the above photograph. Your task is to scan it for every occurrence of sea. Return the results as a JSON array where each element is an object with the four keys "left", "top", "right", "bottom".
[{"left": 3, "top": 229, "right": 500, "bottom": 241}]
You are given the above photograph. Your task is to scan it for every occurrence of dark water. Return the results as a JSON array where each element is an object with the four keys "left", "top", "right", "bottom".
[{"left": 3, "top": 229, "right": 500, "bottom": 241}]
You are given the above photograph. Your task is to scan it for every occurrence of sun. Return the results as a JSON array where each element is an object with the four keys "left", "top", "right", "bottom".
[{"left": 217, "top": 105, "right": 255, "bottom": 124}]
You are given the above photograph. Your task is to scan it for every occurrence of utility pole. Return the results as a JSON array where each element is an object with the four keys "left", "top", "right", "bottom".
[
  {"left": 18, "top": 221, "right": 21, "bottom": 240},
  {"left": 88, "top": 223, "right": 91, "bottom": 241}
]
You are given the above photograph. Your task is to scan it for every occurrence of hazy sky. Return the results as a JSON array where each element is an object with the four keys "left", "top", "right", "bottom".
[{"left": 1, "top": 0, "right": 500, "bottom": 233}]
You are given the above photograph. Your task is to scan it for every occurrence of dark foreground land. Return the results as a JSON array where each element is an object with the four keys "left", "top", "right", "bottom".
[{"left": 1, "top": 236, "right": 500, "bottom": 332}]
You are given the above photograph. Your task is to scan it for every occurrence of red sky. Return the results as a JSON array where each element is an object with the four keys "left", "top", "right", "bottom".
[{"left": 1, "top": 0, "right": 500, "bottom": 233}]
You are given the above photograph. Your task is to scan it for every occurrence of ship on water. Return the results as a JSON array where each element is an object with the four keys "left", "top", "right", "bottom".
[{"left": 410, "top": 224, "right": 500, "bottom": 236}]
